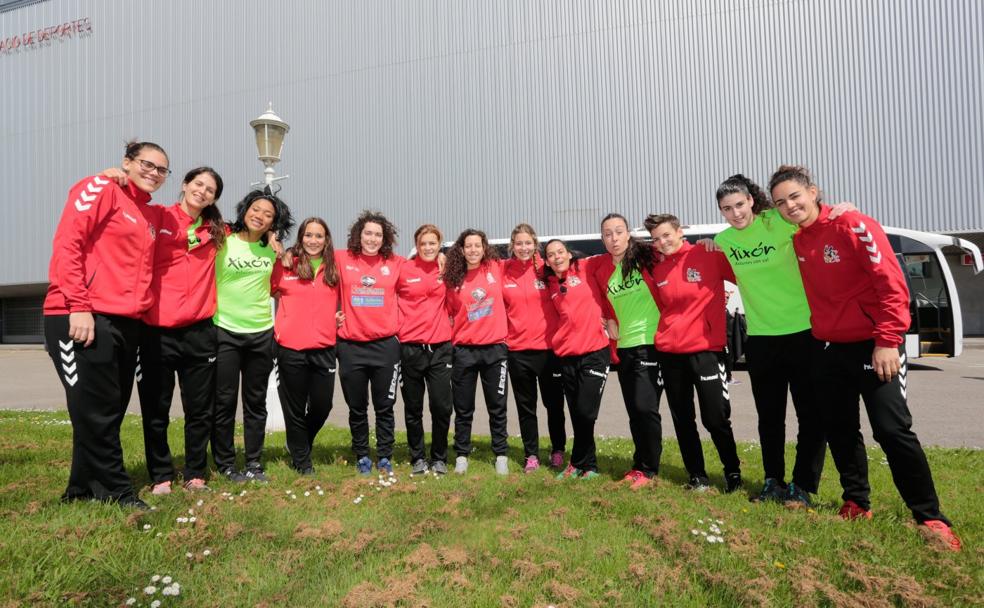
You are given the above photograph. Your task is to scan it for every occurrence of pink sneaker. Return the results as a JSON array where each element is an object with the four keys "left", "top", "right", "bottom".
[
  {"left": 920, "top": 520, "right": 961, "bottom": 552},
  {"left": 549, "top": 451, "right": 565, "bottom": 470},
  {"left": 183, "top": 478, "right": 210, "bottom": 492},
  {"left": 524, "top": 455, "right": 540, "bottom": 473},
  {"left": 151, "top": 481, "right": 172, "bottom": 496}
]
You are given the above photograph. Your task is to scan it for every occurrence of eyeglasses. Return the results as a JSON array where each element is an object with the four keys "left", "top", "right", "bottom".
[{"left": 133, "top": 158, "right": 172, "bottom": 177}]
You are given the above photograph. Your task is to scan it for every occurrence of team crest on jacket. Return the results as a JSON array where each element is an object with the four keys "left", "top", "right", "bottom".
[
  {"left": 471, "top": 287, "right": 487, "bottom": 302},
  {"left": 533, "top": 279, "right": 546, "bottom": 290},
  {"left": 486, "top": 271, "right": 496, "bottom": 284},
  {"left": 567, "top": 276, "right": 582, "bottom": 287},
  {"left": 381, "top": 266, "right": 391, "bottom": 276},
  {"left": 148, "top": 224, "right": 156, "bottom": 240},
  {"left": 823, "top": 245, "right": 841, "bottom": 264},
  {"left": 361, "top": 275, "right": 377, "bottom": 287},
  {"left": 686, "top": 268, "right": 702, "bottom": 283}
]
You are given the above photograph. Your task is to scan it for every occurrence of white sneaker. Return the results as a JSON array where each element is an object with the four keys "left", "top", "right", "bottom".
[
  {"left": 495, "top": 455, "right": 509, "bottom": 476},
  {"left": 454, "top": 456, "right": 468, "bottom": 474}
]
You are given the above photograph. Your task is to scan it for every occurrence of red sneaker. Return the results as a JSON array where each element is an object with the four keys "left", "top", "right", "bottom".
[
  {"left": 622, "top": 470, "right": 652, "bottom": 490},
  {"left": 838, "top": 500, "right": 873, "bottom": 520},
  {"left": 920, "top": 520, "right": 962, "bottom": 552}
]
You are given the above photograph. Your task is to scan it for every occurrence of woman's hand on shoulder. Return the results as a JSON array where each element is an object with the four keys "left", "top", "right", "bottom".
[
  {"left": 99, "top": 167, "right": 128, "bottom": 187},
  {"left": 828, "top": 201, "right": 858, "bottom": 220},
  {"left": 697, "top": 238, "right": 721, "bottom": 252}
]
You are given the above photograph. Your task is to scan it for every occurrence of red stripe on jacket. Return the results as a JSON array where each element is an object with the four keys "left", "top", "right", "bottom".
[
  {"left": 547, "top": 257, "right": 609, "bottom": 357},
  {"left": 397, "top": 257, "right": 452, "bottom": 344},
  {"left": 271, "top": 261, "right": 340, "bottom": 350},
  {"left": 142, "top": 203, "right": 218, "bottom": 328},
  {"left": 446, "top": 261, "right": 508, "bottom": 346},
  {"left": 793, "top": 207, "right": 910, "bottom": 347},
  {"left": 502, "top": 257, "right": 557, "bottom": 351},
  {"left": 645, "top": 241, "right": 735, "bottom": 354},
  {"left": 44, "top": 177, "right": 159, "bottom": 318},
  {"left": 335, "top": 250, "right": 404, "bottom": 342}
]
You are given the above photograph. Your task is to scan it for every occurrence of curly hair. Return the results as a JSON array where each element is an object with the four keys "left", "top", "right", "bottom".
[
  {"left": 600, "top": 213, "right": 656, "bottom": 281},
  {"left": 289, "top": 217, "right": 339, "bottom": 286},
  {"left": 443, "top": 229, "right": 499, "bottom": 288},
  {"left": 716, "top": 174, "right": 773, "bottom": 215},
  {"left": 181, "top": 167, "right": 226, "bottom": 247},
  {"left": 229, "top": 189, "right": 294, "bottom": 245},
  {"left": 347, "top": 210, "right": 398, "bottom": 258}
]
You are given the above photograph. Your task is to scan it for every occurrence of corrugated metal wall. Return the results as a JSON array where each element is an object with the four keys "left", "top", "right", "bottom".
[{"left": 1, "top": 0, "right": 981, "bottom": 286}]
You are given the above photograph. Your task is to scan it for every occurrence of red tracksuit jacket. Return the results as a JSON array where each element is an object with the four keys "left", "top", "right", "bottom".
[
  {"left": 446, "top": 261, "right": 508, "bottom": 346},
  {"left": 502, "top": 257, "right": 557, "bottom": 351},
  {"left": 645, "top": 240, "right": 735, "bottom": 354},
  {"left": 793, "top": 206, "right": 910, "bottom": 347},
  {"left": 335, "top": 250, "right": 404, "bottom": 342},
  {"left": 396, "top": 256, "right": 453, "bottom": 344},
  {"left": 44, "top": 177, "right": 159, "bottom": 318},
  {"left": 142, "top": 203, "right": 218, "bottom": 328},
  {"left": 546, "top": 258, "right": 609, "bottom": 357},
  {"left": 271, "top": 260, "right": 340, "bottom": 350}
]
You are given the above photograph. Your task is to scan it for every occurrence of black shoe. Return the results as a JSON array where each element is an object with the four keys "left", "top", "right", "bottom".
[
  {"left": 297, "top": 466, "right": 315, "bottom": 476},
  {"left": 724, "top": 473, "right": 744, "bottom": 494},
  {"left": 754, "top": 478, "right": 786, "bottom": 503},
  {"left": 244, "top": 462, "right": 268, "bottom": 483},
  {"left": 784, "top": 482, "right": 812, "bottom": 508},
  {"left": 221, "top": 468, "right": 247, "bottom": 483},
  {"left": 116, "top": 496, "right": 150, "bottom": 510},
  {"left": 410, "top": 459, "right": 429, "bottom": 475},
  {"left": 686, "top": 475, "right": 711, "bottom": 492}
]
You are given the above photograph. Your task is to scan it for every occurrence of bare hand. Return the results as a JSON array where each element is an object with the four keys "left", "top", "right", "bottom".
[
  {"left": 281, "top": 251, "right": 294, "bottom": 268},
  {"left": 68, "top": 312, "right": 95, "bottom": 347},
  {"left": 828, "top": 201, "right": 858, "bottom": 220},
  {"left": 437, "top": 252, "right": 447, "bottom": 273},
  {"left": 335, "top": 310, "right": 345, "bottom": 328},
  {"left": 605, "top": 318, "right": 620, "bottom": 341},
  {"left": 697, "top": 238, "right": 721, "bottom": 252},
  {"left": 268, "top": 232, "right": 284, "bottom": 256},
  {"left": 100, "top": 167, "right": 128, "bottom": 187},
  {"left": 872, "top": 346, "right": 901, "bottom": 382}
]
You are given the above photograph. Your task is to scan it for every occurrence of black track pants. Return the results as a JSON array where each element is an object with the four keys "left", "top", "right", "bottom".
[
  {"left": 275, "top": 344, "right": 336, "bottom": 470},
  {"left": 559, "top": 347, "right": 610, "bottom": 472},
  {"left": 337, "top": 337, "right": 401, "bottom": 460},
  {"left": 660, "top": 350, "right": 741, "bottom": 479},
  {"left": 815, "top": 341, "right": 948, "bottom": 524},
  {"left": 44, "top": 314, "right": 140, "bottom": 502},
  {"left": 400, "top": 341, "right": 453, "bottom": 463},
  {"left": 452, "top": 343, "right": 509, "bottom": 457},
  {"left": 744, "top": 330, "right": 826, "bottom": 492},
  {"left": 507, "top": 349, "right": 566, "bottom": 457},
  {"left": 212, "top": 327, "right": 274, "bottom": 470},
  {"left": 137, "top": 319, "right": 217, "bottom": 482},
  {"left": 616, "top": 345, "right": 664, "bottom": 476}
]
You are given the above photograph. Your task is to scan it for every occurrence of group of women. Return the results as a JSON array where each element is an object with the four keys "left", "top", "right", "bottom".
[{"left": 43, "top": 141, "right": 960, "bottom": 551}]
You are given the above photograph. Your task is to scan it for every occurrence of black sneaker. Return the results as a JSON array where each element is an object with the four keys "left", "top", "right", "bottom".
[
  {"left": 297, "top": 466, "right": 315, "bottom": 476},
  {"left": 430, "top": 461, "right": 448, "bottom": 475},
  {"left": 784, "top": 482, "right": 812, "bottom": 508},
  {"left": 754, "top": 478, "right": 786, "bottom": 503},
  {"left": 221, "top": 468, "right": 247, "bottom": 483},
  {"left": 686, "top": 475, "right": 711, "bottom": 492},
  {"left": 116, "top": 496, "right": 150, "bottom": 510},
  {"left": 411, "top": 459, "right": 429, "bottom": 475},
  {"left": 244, "top": 462, "right": 269, "bottom": 483},
  {"left": 724, "top": 472, "right": 744, "bottom": 494}
]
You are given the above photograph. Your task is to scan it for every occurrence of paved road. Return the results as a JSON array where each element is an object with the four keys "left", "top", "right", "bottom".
[{"left": 2, "top": 339, "right": 982, "bottom": 449}]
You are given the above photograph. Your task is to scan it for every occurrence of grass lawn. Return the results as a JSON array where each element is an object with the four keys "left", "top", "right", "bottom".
[{"left": 0, "top": 410, "right": 980, "bottom": 607}]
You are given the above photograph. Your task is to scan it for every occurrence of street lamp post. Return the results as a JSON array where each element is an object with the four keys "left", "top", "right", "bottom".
[{"left": 250, "top": 102, "right": 290, "bottom": 189}]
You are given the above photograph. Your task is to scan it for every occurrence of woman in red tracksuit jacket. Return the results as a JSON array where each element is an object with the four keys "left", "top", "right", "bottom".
[
  {"left": 443, "top": 229, "right": 510, "bottom": 476},
  {"left": 271, "top": 217, "right": 340, "bottom": 475},
  {"left": 335, "top": 211, "right": 405, "bottom": 476},
  {"left": 44, "top": 141, "right": 169, "bottom": 509},
  {"left": 770, "top": 164, "right": 960, "bottom": 551},
  {"left": 137, "top": 168, "right": 226, "bottom": 495},
  {"left": 643, "top": 213, "right": 743, "bottom": 494},
  {"left": 502, "top": 223, "right": 567, "bottom": 473},
  {"left": 396, "top": 224, "right": 454, "bottom": 476},
  {"left": 542, "top": 239, "right": 612, "bottom": 480}
]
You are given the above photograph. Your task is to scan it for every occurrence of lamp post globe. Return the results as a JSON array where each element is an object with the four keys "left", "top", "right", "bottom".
[{"left": 250, "top": 102, "right": 290, "bottom": 186}]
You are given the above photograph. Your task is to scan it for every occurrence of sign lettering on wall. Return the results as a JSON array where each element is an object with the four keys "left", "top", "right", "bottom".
[{"left": 0, "top": 17, "right": 92, "bottom": 55}]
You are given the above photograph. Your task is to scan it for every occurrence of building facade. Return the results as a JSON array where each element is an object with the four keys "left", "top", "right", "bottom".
[{"left": 2, "top": 0, "right": 982, "bottom": 341}]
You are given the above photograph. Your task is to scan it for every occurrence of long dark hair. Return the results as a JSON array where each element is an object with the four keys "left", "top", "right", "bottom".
[
  {"left": 347, "top": 210, "right": 398, "bottom": 258},
  {"left": 229, "top": 189, "right": 294, "bottom": 245},
  {"left": 540, "top": 238, "right": 582, "bottom": 280},
  {"left": 444, "top": 229, "right": 499, "bottom": 288},
  {"left": 182, "top": 167, "right": 226, "bottom": 247},
  {"left": 600, "top": 213, "right": 656, "bottom": 280},
  {"left": 289, "top": 217, "right": 339, "bottom": 286},
  {"left": 124, "top": 140, "right": 168, "bottom": 164},
  {"left": 716, "top": 174, "right": 772, "bottom": 215}
]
